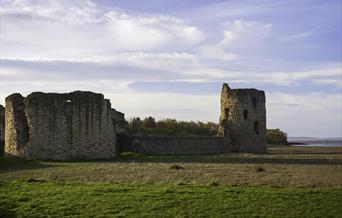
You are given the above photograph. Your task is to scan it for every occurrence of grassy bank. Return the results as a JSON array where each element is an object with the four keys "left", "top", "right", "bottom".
[
  {"left": 1, "top": 180, "right": 341, "bottom": 218},
  {"left": 1, "top": 146, "right": 341, "bottom": 217},
  {"left": 1, "top": 146, "right": 341, "bottom": 187}
]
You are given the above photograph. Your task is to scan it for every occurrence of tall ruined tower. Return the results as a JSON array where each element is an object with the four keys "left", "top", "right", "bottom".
[
  {"left": 0, "top": 105, "right": 4, "bottom": 156},
  {"left": 218, "top": 83, "right": 267, "bottom": 153}
]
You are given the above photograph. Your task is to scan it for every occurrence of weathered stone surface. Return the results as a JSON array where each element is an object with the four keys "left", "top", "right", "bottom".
[
  {"left": 0, "top": 104, "right": 4, "bottom": 156},
  {"left": 111, "top": 109, "right": 127, "bottom": 134},
  {"left": 5, "top": 94, "right": 29, "bottom": 156},
  {"left": 5, "top": 91, "right": 116, "bottom": 160},
  {"left": 4, "top": 83, "right": 266, "bottom": 158},
  {"left": 218, "top": 83, "right": 267, "bottom": 153}
]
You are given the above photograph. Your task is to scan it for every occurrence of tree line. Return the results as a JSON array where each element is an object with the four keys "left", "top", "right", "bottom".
[
  {"left": 126, "top": 117, "right": 288, "bottom": 144},
  {"left": 127, "top": 117, "right": 218, "bottom": 137}
]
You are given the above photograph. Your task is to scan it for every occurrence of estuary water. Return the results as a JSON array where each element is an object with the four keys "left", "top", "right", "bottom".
[{"left": 288, "top": 138, "right": 342, "bottom": 147}]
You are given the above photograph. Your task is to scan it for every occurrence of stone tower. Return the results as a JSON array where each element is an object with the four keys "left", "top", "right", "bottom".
[
  {"left": 0, "top": 105, "right": 4, "bottom": 156},
  {"left": 218, "top": 83, "right": 267, "bottom": 153},
  {"left": 5, "top": 91, "right": 116, "bottom": 160}
]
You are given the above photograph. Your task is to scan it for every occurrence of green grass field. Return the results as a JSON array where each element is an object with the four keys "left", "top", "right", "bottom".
[{"left": 1, "top": 146, "right": 342, "bottom": 217}]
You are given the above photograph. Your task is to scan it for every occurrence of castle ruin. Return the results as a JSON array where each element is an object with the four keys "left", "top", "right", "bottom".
[
  {"left": 5, "top": 91, "right": 117, "bottom": 160},
  {"left": 3, "top": 83, "right": 267, "bottom": 160},
  {"left": 218, "top": 83, "right": 267, "bottom": 153}
]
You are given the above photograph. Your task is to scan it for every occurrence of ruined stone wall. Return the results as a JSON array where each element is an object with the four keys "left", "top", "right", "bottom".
[
  {"left": 218, "top": 84, "right": 267, "bottom": 153},
  {"left": 0, "top": 105, "right": 4, "bottom": 156},
  {"left": 119, "top": 136, "right": 230, "bottom": 155},
  {"left": 5, "top": 91, "right": 116, "bottom": 160},
  {"left": 111, "top": 109, "right": 127, "bottom": 134}
]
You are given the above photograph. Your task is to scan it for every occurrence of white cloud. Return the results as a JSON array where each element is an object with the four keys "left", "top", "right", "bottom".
[
  {"left": 1, "top": 57, "right": 341, "bottom": 88},
  {"left": 198, "top": 46, "right": 238, "bottom": 61},
  {"left": 219, "top": 20, "right": 272, "bottom": 48},
  {"left": 277, "top": 27, "right": 321, "bottom": 42},
  {"left": 266, "top": 65, "right": 342, "bottom": 85},
  {"left": 95, "top": 52, "right": 198, "bottom": 71},
  {"left": 198, "top": 20, "right": 272, "bottom": 61},
  {"left": 0, "top": 0, "right": 204, "bottom": 59},
  {"left": 0, "top": 0, "right": 100, "bottom": 25},
  {"left": 312, "top": 79, "right": 342, "bottom": 87}
]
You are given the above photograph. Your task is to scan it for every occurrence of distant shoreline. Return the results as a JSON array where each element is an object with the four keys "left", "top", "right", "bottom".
[{"left": 287, "top": 138, "right": 342, "bottom": 147}]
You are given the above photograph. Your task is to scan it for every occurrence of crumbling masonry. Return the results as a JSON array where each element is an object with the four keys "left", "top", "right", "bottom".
[
  {"left": 3, "top": 83, "right": 267, "bottom": 159},
  {"left": 0, "top": 105, "right": 4, "bottom": 156},
  {"left": 218, "top": 83, "right": 267, "bottom": 153},
  {"left": 5, "top": 91, "right": 117, "bottom": 160}
]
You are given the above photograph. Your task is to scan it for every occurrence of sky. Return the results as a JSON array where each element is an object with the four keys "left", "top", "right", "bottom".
[{"left": 0, "top": 0, "right": 341, "bottom": 137}]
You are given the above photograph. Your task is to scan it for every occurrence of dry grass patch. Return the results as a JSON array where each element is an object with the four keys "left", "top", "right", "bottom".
[{"left": 1, "top": 146, "right": 341, "bottom": 187}]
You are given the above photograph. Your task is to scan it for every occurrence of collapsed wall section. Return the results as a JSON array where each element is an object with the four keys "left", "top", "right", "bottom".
[
  {"left": 5, "top": 94, "right": 29, "bottom": 156},
  {"left": 5, "top": 91, "right": 116, "bottom": 160},
  {"left": 111, "top": 109, "right": 127, "bottom": 134}
]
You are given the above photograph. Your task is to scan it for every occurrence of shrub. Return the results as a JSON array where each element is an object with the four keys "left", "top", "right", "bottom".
[
  {"left": 170, "top": 165, "right": 185, "bottom": 170},
  {"left": 256, "top": 166, "right": 266, "bottom": 172},
  {"left": 266, "top": 129, "right": 288, "bottom": 145},
  {"left": 142, "top": 116, "right": 156, "bottom": 128}
]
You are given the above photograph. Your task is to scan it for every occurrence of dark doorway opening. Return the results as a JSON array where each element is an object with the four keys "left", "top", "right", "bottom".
[
  {"left": 224, "top": 108, "right": 229, "bottom": 119},
  {"left": 252, "top": 97, "right": 257, "bottom": 109},
  {"left": 254, "top": 121, "right": 259, "bottom": 134},
  {"left": 243, "top": 110, "right": 248, "bottom": 120}
]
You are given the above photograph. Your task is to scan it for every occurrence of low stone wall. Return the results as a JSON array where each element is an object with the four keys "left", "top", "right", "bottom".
[
  {"left": 119, "top": 136, "right": 230, "bottom": 155},
  {"left": 234, "top": 144, "right": 267, "bottom": 153}
]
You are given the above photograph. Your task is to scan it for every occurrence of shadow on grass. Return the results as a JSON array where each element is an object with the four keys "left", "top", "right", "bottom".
[
  {"left": 0, "top": 201, "right": 17, "bottom": 218},
  {"left": 0, "top": 156, "right": 61, "bottom": 173},
  {"left": 35, "top": 150, "right": 341, "bottom": 165},
  {"left": 107, "top": 152, "right": 342, "bottom": 165},
  {"left": 1, "top": 152, "right": 341, "bottom": 171}
]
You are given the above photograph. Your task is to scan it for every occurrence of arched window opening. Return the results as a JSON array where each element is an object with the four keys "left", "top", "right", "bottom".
[
  {"left": 64, "top": 99, "right": 74, "bottom": 116},
  {"left": 243, "top": 110, "right": 248, "bottom": 120},
  {"left": 254, "top": 121, "right": 259, "bottom": 134},
  {"left": 224, "top": 108, "right": 229, "bottom": 119}
]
